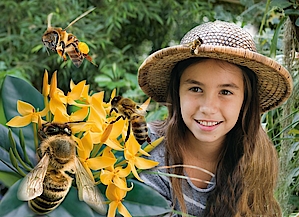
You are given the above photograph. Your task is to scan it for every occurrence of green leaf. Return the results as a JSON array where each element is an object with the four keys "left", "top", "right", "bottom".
[
  {"left": 8, "top": 130, "right": 32, "bottom": 172},
  {"left": 122, "top": 179, "right": 171, "bottom": 216},
  {"left": 1, "top": 75, "right": 44, "bottom": 151},
  {"left": 284, "top": 8, "right": 299, "bottom": 16},
  {"left": 0, "top": 179, "right": 34, "bottom": 217},
  {"left": 0, "top": 124, "right": 36, "bottom": 173},
  {"left": 270, "top": 16, "right": 287, "bottom": 58},
  {"left": 0, "top": 179, "right": 103, "bottom": 217},
  {"left": 270, "top": 0, "right": 293, "bottom": 9},
  {"left": 0, "top": 171, "right": 20, "bottom": 187}
]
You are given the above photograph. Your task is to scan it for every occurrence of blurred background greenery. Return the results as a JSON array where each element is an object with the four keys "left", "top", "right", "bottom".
[{"left": 0, "top": 0, "right": 298, "bottom": 216}]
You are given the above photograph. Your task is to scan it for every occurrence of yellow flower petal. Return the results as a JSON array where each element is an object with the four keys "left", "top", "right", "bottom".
[
  {"left": 107, "top": 201, "right": 118, "bottom": 217},
  {"left": 49, "top": 71, "right": 58, "bottom": 97},
  {"left": 126, "top": 135, "right": 140, "bottom": 155},
  {"left": 113, "top": 177, "right": 132, "bottom": 191},
  {"left": 39, "top": 106, "right": 49, "bottom": 117},
  {"left": 118, "top": 202, "right": 132, "bottom": 217},
  {"left": 81, "top": 132, "right": 93, "bottom": 156},
  {"left": 128, "top": 162, "right": 143, "bottom": 182},
  {"left": 6, "top": 115, "right": 32, "bottom": 127},
  {"left": 106, "top": 183, "right": 127, "bottom": 201},
  {"left": 110, "top": 89, "right": 116, "bottom": 102},
  {"left": 100, "top": 170, "right": 114, "bottom": 185},
  {"left": 100, "top": 124, "right": 113, "bottom": 143},
  {"left": 49, "top": 95, "right": 66, "bottom": 114},
  {"left": 81, "top": 160, "right": 94, "bottom": 181},
  {"left": 17, "top": 100, "right": 35, "bottom": 115},
  {"left": 42, "top": 70, "right": 50, "bottom": 97},
  {"left": 52, "top": 109, "right": 69, "bottom": 123},
  {"left": 105, "top": 139, "right": 123, "bottom": 151},
  {"left": 135, "top": 157, "right": 159, "bottom": 170},
  {"left": 87, "top": 155, "right": 116, "bottom": 170},
  {"left": 70, "top": 107, "right": 89, "bottom": 122},
  {"left": 90, "top": 94, "right": 106, "bottom": 119},
  {"left": 103, "top": 147, "right": 116, "bottom": 159},
  {"left": 67, "top": 80, "right": 86, "bottom": 103},
  {"left": 89, "top": 131, "right": 103, "bottom": 144},
  {"left": 110, "top": 118, "right": 125, "bottom": 138}
]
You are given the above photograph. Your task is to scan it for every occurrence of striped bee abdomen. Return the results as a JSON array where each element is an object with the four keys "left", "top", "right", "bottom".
[{"left": 28, "top": 170, "right": 72, "bottom": 214}]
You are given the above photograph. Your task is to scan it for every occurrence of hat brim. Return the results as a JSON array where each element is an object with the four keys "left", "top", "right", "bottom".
[{"left": 138, "top": 45, "right": 293, "bottom": 113}]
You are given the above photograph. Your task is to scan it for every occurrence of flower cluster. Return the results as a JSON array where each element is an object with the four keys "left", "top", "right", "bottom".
[{"left": 6, "top": 70, "right": 163, "bottom": 217}]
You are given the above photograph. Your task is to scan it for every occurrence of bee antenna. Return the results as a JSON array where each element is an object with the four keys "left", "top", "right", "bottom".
[
  {"left": 65, "top": 7, "right": 96, "bottom": 30},
  {"left": 47, "top": 13, "right": 53, "bottom": 28},
  {"left": 67, "top": 121, "right": 85, "bottom": 124}
]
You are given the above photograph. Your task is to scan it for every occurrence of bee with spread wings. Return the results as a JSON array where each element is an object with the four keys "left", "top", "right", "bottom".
[
  {"left": 17, "top": 122, "right": 106, "bottom": 215},
  {"left": 42, "top": 8, "right": 97, "bottom": 67}
]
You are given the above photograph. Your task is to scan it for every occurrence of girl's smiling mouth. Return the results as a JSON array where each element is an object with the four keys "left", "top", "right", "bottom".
[{"left": 196, "top": 120, "right": 223, "bottom": 127}]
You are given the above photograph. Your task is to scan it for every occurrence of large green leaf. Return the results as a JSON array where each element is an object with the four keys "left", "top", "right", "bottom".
[
  {"left": 0, "top": 179, "right": 103, "bottom": 217},
  {"left": 1, "top": 75, "right": 44, "bottom": 151},
  {"left": 0, "top": 171, "right": 20, "bottom": 187},
  {"left": 122, "top": 179, "right": 171, "bottom": 216}
]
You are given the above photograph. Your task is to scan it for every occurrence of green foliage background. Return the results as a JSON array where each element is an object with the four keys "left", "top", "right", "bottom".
[{"left": 0, "top": 0, "right": 299, "bottom": 216}]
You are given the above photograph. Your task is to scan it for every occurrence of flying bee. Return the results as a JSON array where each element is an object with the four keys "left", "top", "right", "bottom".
[
  {"left": 184, "top": 36, "right": 203, "bottom": 55},
  {"left": 17, "top": 122, "right": 106, "bottom": 215},
  {"left": 42, "top": 8, "right": 97, "bottom": 67},
  {"left": 110, "top": 96, "right": 151, "bottom": 145}
]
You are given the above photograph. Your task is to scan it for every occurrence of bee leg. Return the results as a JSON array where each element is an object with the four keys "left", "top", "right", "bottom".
[
  {"left": 109, "top": 107, "right": 118, "bottom": 116},
  {"left": 109, "top": 115, "right": 125, "bottom": 125},
  {"left": 124, "top": 121, "right": 131, "bottom": 144},
  {"left": 146, "top": 136, "right": 152, "bottom": 144}
]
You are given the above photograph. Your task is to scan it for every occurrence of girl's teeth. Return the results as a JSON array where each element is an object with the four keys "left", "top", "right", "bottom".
[{"left": 198, "top": 121, "right": 219, "bottom": 126}]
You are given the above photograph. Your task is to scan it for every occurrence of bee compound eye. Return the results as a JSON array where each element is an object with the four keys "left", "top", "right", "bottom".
[
  {"left": 46, "top": 126, "right": 60, "bottom": 135},
  {"left": 63, "top": 128, "right": 72, "bottom": 136}
]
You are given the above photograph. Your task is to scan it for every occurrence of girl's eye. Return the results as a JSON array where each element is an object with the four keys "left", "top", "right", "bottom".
[
  {"left": 220, "top": 90, "right": 232, "bottom": 95},
  {"left": 189, "top": 87, "right": 202, "bottom": 92}
]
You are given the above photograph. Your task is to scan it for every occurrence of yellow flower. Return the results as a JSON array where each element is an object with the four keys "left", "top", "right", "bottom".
[
  {"left": 66, "top": 80, "right": 89, "bottom": 106},
  {"left": 52, "top": 106, "right": 89, "bottom": 124},
  {"left": 42, "top": 70, "right": 50, "bottom": 97},
  {"left": 70, "top": 79, "right": 90, "bottom": 104},
  {"left": 124, "top": 135, "right": 159, "bottom": 182},
  {"left": 6, "top": 100, "right": 48, "bottom": 127},
  {"left": 76, "top": 106, "right": 125, "bottom": 151},
  {"left": 106, "top": 183, "right": 132, "bottom": 217},
  {"left": 100, "top": 164, "right": 131, "bottom": 191},
  {"left": 49, "top": 71, "right": 67, "bottom": 114},
  {"left": 75, "top": 132, "right": 117, "bottom": 180}
]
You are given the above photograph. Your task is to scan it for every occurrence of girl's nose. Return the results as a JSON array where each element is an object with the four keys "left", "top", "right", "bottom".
[{"left": 199, "top": 94, "right": 218, "bottom": 114}]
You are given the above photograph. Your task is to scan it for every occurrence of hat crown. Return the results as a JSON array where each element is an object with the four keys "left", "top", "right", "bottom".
[{"left": 180, "top": 21, "right": 257, "bottom": 52}]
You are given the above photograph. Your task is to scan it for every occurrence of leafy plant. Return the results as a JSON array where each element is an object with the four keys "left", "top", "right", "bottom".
[{"left": 0, "top": 73, "right": 171, "bottom": 217}]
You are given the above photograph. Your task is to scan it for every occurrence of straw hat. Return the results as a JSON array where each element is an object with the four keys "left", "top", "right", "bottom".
[{"left": 138, "top": 21, "right": 293, "bottom": 112}]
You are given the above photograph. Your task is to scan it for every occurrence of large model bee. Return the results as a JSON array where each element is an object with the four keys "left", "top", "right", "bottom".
[
  {"left": 42, "top": 8, "right": 96, "bottom": 67},
  {"left": 110, "top": 96, "right": 151, "bottom": 145},
  {"left": 17, "top": 122, "right": 106, "bottom": 215}
]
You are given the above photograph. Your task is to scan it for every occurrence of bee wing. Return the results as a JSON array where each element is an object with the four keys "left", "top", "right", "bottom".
[
  {"left": 75, "top": 157, "right": 106, "bottom": 215},
  {"left": 134, "top": 108, "right": 147, "bottom": 117},
  {"left": 17, "top": 154, "right": 49, "bottom": 201}
]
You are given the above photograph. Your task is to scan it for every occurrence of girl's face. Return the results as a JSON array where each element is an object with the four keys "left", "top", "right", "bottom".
[{"left": 179, "top": 59, "right": 244, "bottom": 147}]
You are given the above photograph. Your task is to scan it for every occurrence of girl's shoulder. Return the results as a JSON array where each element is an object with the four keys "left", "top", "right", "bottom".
[{"left": 146, "top": 124, "right": 166, "bottom": 166}]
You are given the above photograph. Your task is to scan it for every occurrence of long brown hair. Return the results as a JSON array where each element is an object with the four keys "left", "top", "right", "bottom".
[{"left": 151, "top": 57, "right": 281, "bottom": 216}]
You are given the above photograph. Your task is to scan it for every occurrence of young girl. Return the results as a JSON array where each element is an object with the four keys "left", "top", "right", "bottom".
[{"left": 138, "top": 21, "right": 293, "bottom": 216}]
